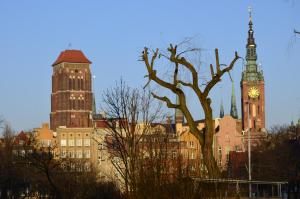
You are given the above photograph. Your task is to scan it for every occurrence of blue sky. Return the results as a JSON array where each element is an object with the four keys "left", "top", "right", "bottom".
[{"left": 0, "top": 1, "right": 299, "bottom": 131}]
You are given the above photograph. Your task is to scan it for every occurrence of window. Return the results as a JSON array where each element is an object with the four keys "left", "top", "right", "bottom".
[
  {"left": 20, "top": 150, "right": 26, "bottom": 157},
  {"left": 61, "top": 150, "right": 67, "bottom": 158},
  {"left": 68, "top": 139, "right": 74, "bottom": 146},
  {"left": 84, "top": 162, "right": 91, "bottom": 172},
  {"left": 69, "top": 151, "right": 75, "bottom": 158},
  {"left": 172, "top": 151, "right": 177, "bottom": 159},
  {"left": 61, "top": 139, "right": 67, "bottom": 146},
  {"left": 76, "top": 150, "right": 82, "bottom": 158},
  {"left": 76, "top": 139, "right": 82, "bottom": 146},
  {"left": 252, "top": 104, "right": 256, "bottom": 117},
  {"left": 235, "top": 145, "right": 241, "bottom": 152},
  {"left": 218, "top": 147, "right": 222, "bottom": 166},
  {"left": 84, "top": 150, "right": 91, "bottom": 158},
  {"left": 69, "top": 78, "right": 72, "bottom": 90},
  {"left": 225, "top": 147, "right": 230, "bottom": 163},
  {"left": 41, "top": 139, "right": 51, "bottom": 147},
  {"left": 84, "top": 139, "right": 90, "bottom": 146},
  {"left": 70, "top": 163, "right": 76, "bottom": 171},
  {"left": 190, "top": 152, "right": 195, "bottom": 159},
  {"left": 190, "top": 141, "right": 194, "bottom": 148}
]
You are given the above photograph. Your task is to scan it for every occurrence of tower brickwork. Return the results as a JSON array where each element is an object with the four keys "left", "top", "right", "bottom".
[
  {"left": 50, "top": 50, "right": 93, "bottom": 130},
  {"left": 241, "top": 13, "right": 265, "bottom": 132}
]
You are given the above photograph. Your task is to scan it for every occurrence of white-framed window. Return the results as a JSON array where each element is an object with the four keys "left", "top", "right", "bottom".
[
  {"left": 84, "top": 139, "right": 90, "bottom": 146},
  {"left": 83, "top": 150, "right": 90, "bottom": 158},
  {"left": 61, "top": 139, "right": 67, "bottom": 146},
  {"left": 190, "top": 141, "right": 194, "bottom": 148},
  {"left": 76, "top": 139, "right": 82, "bottom": 146},
  {"left": 84, "top": 162, "right": 91, "bottom": 172},
  {"left": 76, "top": 150, "right": 82, "bottom": 158},
  {"left": 61, "top": 150, "right": 67, "bottom": 158},
  {"left": 68, "top": 139, "right": 75, "bottom": 146}
]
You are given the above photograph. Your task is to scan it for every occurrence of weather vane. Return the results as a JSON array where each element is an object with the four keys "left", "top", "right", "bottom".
[
  {"left": 68, "top": 43, "right": 72, "bottom": 49},
  {"left": 248, "top": 6, "right": 252, "bottom": 21}
]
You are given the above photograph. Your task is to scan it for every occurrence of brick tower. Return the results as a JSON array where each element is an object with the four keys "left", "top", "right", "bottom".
[
  {"left": 50, "top": 50, "right": 93, "bottom": 130},
  {"left": 241, "top": 11, "right": 265, "bottom": 132}
]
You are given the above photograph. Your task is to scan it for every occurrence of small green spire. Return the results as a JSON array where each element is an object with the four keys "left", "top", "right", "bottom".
[
  {"left": 220, "top": 99, "right": 224, "bottom": 118},
  {"left": 92, "top": 93, "right": 96, "bottom": 115},
  {"left": 230, "top": 82, "right": 238, "bottom": 119}
]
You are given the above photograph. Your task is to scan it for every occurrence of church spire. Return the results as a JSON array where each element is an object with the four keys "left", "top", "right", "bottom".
[
  {"left": 242, "top": 6, "right": 263, "bottom": 82},
  {"left": 246, "top": 6, "right": 257, "bottom": 62},
  {"left": 230, "top": 82, "right": 238, "bottom": 119},
  {"left": 219, "top": 99, "right": 224, "bottom": 118}
]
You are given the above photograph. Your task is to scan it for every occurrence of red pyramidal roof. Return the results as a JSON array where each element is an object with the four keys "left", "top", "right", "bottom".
[{"left": 52, "top": 49, "right": 92, "bottom": 66}]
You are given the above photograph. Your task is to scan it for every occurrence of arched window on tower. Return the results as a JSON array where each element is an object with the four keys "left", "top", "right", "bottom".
[
  {"left": 69, "top": 76, "right": 72, "bottom": 90},
  {"left": 78, "top": 77, "right": 81, "bottom": 90},
  {"left": 80, "top": 77, "right": 83, "bottom": 90},
  {"left": 72, "top": 77, "right": 75, "bottom": 90}
]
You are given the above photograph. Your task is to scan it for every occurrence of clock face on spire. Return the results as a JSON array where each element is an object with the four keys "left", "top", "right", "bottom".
[{"left": 248, "top": 86, "right": 260, "bottom": 99}]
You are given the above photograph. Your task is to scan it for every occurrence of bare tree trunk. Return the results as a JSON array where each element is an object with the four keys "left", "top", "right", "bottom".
[{"left": 142, "top": 44, "right": 240, "bottom": 178}]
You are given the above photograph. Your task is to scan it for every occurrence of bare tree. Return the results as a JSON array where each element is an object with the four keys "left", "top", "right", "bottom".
[
  {"left": 102, "top": 80, "right": 163, "bottom": 198},
  {"left": 141, "top": 44, "right": 240, "bottom": 178}
]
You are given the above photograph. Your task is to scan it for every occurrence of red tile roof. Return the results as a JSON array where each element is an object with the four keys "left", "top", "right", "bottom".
[
  {"left": 52, "top": 50, "right": 92, "bottom": 66},
  {"left": 14, "top": 131, "right": 31, "bottom": 145}
]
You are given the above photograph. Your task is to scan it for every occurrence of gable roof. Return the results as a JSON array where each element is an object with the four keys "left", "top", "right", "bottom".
[{"left": 52, "top": 50, "right": 92, "bottom": 66}]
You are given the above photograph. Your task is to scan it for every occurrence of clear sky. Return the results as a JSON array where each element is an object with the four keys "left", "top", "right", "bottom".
[{"left": 0, "top": 0, "right": 299, "bottom": 131}]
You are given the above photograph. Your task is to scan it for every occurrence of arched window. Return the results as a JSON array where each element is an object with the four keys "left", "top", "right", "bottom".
[
  {"left": 69, "top": 77, "right": 72, "bottom": 90},
  {"left": 80, "top": 78, "right": 83, "bottom": 90}
]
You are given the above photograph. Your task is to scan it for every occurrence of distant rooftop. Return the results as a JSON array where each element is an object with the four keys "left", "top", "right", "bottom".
[{"left": 52, "top": 49, "right": 91, "bottom": 66}]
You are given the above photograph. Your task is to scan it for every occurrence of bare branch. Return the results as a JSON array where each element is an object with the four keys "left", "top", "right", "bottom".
[
  {"left": 203, "top": 50, "right": 240, "bottom": 97},
  {"left": 151, "top": 92, "right": 180, "bottom": 109}
]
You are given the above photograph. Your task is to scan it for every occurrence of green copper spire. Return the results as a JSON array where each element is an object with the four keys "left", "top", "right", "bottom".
[
  {"left": 230, "top": 82, "right": 238, "bottom": 119},
  {"left": 92, "top": 93, "right": 96, "bottom": 115},
  {"left": 242, "top": 7, "right": 264, "bottom": 82},
  {"left": 220, "top": 99, "right": 224, "bottom": 118}
]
